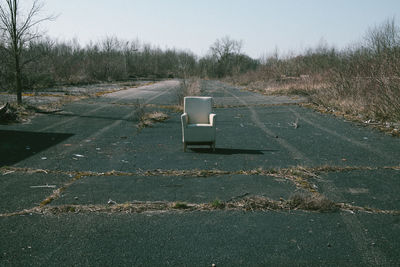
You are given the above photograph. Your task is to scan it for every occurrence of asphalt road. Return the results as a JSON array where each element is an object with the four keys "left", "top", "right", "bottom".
[{"left": 1, "top": 80, "right": 399, "bottom": 266}]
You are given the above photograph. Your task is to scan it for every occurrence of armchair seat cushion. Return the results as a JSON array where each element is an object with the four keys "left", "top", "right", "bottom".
[{"left": 187, "top": 123, "right": 213, "bottom": 127}]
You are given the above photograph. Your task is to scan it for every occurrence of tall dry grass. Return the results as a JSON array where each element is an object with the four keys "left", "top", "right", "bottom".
[
  {"left": 176, "top": 78, "right": 201, "bottom": 106},
  {"left": 230, "top": 18, "right": 400, "bottom": 123}
]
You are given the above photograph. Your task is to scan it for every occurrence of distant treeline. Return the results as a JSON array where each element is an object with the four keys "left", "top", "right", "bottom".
[{"left": 0, "top": 36, "right": 258, "bottom": 90}]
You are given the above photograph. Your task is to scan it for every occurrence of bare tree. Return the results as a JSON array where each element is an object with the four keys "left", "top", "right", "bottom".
[
  {"left": 0, "top": 0, "right": 54, "bottom": 104},
  {"left": 210, "top": 36, "right": 242, "bottom": 61},
  {"left": 209, "top": 36, "right": 243, "bottom": 77},
  {"left": 365, "top": 18, "right": 400, "bottom": 54}
]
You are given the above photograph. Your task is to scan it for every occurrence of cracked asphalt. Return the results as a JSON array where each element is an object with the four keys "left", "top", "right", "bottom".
[{"left": 1, "top": 80, "right": 400, "bottom": 266}]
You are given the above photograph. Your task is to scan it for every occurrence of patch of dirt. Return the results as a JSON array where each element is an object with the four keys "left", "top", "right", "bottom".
[
  {"left": 0, "top": 102, "right": 36, "bottom": 124},
  {"left": 138, "top": 111, "right": 170, "bottom": 128}
]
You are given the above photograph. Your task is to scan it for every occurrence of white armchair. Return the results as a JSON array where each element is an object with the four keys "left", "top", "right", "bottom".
[{"left": 181, "top": 96, "right": 216, "bottom": 152}]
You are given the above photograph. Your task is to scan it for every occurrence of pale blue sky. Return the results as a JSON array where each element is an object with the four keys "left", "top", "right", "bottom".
[{"left": 37, "top": 0, "right": 400, "bottom": 58}]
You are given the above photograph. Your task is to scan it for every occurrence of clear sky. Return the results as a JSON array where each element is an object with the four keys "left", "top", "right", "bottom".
[{"left": 34, "top": 0, "right": 400, "bottom": 58}]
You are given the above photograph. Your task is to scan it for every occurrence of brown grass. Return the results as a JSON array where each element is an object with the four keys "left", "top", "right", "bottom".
[
  {"left": 231, "top": 72, "right": 400, "bottom": 136},
  {"left": 287, "top": 193, "right": 338, "bottom": 212},
  {"left": 138, "top": 111, "right": 169, "bottom": 128},
  {"left": 230, "top": 73, "right": 328, "bottom": 97}
]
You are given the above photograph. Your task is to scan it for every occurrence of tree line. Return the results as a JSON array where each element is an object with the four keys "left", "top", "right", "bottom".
[{"left": 0, "top": 34, "right": 258, "bottom": 93}]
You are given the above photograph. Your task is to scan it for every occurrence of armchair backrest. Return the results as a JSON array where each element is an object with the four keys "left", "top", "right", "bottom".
[{"left": 184, "top": 97, "right": 213, "bottom": 124}]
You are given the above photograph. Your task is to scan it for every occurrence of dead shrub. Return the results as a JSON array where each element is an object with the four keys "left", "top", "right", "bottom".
[
  {"left": 137, "top": 111, "right": 169, "bottom": 128},
  {"left": 228, "top": 19, "right": 400, "bottom": 125},
  {"left": 176, "top": 78, "right": 201, "bottom": 106},
  {"left": 133, "top": 99, "right": 146, "bottom": 123},
  {"left": 288, "top": 192, "right": 338, "bottom": 212}
]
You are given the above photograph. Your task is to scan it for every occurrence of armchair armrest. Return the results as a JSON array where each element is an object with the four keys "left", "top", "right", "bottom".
[
  {"left": 209, "top": 113, "right": 216, "bottom": 126},
  {"left": 181, "top": 113, "right": 188, "bottom": 127}
]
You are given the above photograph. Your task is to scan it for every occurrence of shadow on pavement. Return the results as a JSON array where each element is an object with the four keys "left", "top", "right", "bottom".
[
  {"left": 0, "top": 130, "right": 73, "bottom": 166},
  {"left": 46, "top": 112, "right": 137, "bottom": 122},
  {"left": 190, "top": 147, "right": 276, "bottom": 155}
]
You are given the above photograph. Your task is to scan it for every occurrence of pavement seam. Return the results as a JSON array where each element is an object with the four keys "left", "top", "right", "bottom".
[
  {"left": 38, "top": 171, "right": 89, "bottom": 207},
  {"left": 318, "top": 173, "right": 390, "bottom": 266},
  {"left": 1, "top": 165, "right": 399, "bottom": 217},
  {"left": 3, "top": 165, "right": 398, "bottom": 177},
  {"left": 1, "top": 197, "right": 399, "bottom": 217}
]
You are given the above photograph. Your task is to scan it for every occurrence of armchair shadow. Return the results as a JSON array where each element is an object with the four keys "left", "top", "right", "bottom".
[{"left": 189, "top": 147, "right": 278, "bottom": 155}]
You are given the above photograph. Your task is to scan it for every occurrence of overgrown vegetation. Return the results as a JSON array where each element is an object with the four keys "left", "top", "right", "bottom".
[
  {"left": 230, "top": 18, "right": 400, "bottom": 123},
  {"left": 287, "top": 192, "right": 338, "bottom": 212},
  {"left": 176, "top": 78, "right": 201, "bottom": 105},
  {"left": 173, "top": 202, "right": 190, "bottom": 209},
  {"left": 210, "top": 199, "right": 225, "bottom": 209}
]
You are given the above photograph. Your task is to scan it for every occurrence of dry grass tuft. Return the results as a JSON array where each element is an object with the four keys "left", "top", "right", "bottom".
[
  {"left": 176, "top": 78, "right": 201, "bottom": 106},
  {"left": 0, "top": 102, "right": 35, "bottom": 123},
  {"left": 231, "top": 74, "right": 328, "bottom": 98},
  {"left": 146, "top": 112, "right": 169, "bottom": 122},
  {"left": 287, "top": 193, "right": 339, "bottom": 212},
  {"left": 138, "top": 111, "right": 169, "bottom": 128}
]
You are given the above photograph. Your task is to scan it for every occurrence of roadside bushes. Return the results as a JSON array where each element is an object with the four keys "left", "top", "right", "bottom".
[
  {"left": 231, "top": 18, "right": 400, "bottom": 122},
  {"left": 317, "top": 18, "right": 400, "bottom": 121}
]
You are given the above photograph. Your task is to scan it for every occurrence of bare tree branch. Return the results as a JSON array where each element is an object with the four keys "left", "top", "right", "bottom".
[{"left": 0, "top": 0, "right": 55, "bottom": 104}]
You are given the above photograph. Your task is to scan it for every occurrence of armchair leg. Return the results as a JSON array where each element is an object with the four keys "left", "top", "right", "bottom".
[
  {"left": 183, "top": 142, "right": 187, "bottom": 152},
  {"left": 212, "top": 142, "right": 216, "bottom": 152}
]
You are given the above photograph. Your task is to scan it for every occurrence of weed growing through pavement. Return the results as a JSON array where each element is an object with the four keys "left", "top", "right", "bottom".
[
  {"left": 138, "top": 111, "right": 169, "bottom": 128},
  {"left": 133, "top": 99, "right": 146, "bottom": 123},
  {"left": 173, "top": 202, "right": 190, "bottom": 209},
  {"left": 176, "top": 78, "right": 201, "bottom": 106},
  {"left": 287, "top": 192, "right": 339, "bottom": 212},
  {"left": 210, "top": 199, "right": 225, "bottom": 209},
  {"left": 133, "top": 99, "right": 170, "bottom": 129}
]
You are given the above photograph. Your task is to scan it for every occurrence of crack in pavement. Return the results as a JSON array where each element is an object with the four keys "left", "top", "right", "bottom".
[
  {"left": 1, "top": 196, "right": 399, "bottom": 218},
  {"left": 1, "top": 165, "right": 399, "bottom": 217}
]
